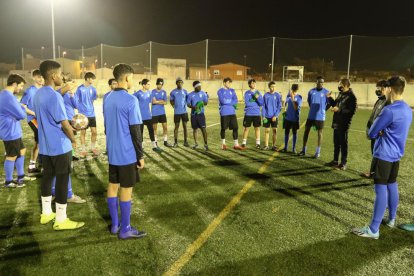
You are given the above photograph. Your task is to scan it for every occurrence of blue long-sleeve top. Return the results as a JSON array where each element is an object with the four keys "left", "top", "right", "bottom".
[
  {"left": 368, "top": 100, "right": 412, "bottom": 162},
  {"left": 244, "top": 90, "right": 263, "bottom": 116},
  {"left": 0, "top": 90, "right": 26, "bottom": 141},
  {"left": 217, "top": 87, "right": 238, "bottom": 116},
  {"left": 262, "top": 92, "right": 282, "bottom": 119}
]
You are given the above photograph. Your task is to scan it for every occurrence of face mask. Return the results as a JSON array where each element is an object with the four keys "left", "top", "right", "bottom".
[
  {"left": 338, "top": 86, "right": 344, "bottom": 92},
  {"left": 375, "top": 89, "right": 382, "bottom": 97}
]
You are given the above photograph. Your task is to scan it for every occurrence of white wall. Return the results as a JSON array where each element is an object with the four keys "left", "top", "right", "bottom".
[{"left": 87, "top": 79, "right": 414, "bottom": 108}]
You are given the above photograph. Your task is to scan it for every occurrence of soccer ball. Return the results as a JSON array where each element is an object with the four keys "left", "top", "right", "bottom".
[{"left": 71, "top": 113, "right": 89, "bottom": 130}]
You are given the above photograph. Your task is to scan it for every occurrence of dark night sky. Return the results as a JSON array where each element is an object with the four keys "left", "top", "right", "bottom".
[{"left": 0, "top": 0, "right": 413, "bottom": 66}]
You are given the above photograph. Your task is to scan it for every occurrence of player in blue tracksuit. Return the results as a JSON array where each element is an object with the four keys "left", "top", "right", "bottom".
[
  {"left": 187, "top": 81, "right": 209, "bottom": 150},
  {"left": 170, "top": 77, "right": 189, "bottom": 147},
  {"left": 262, "top": 81, "right": 283, "bottom": 151},
  {"left": 281, "top": 84, "right": 302, "bottom": 153},
  {"left": 352, "top": 76, "right": 413, "bottom": 238},
  {"left": 104, "top": 63, "right": 146, "bottom": 239},
  {"left": 134, "top": 79, "right": 162, "bottom": 153},
  {"left": 217, "top": 77, "right": 244, "bottom": 150},
  {"left": 241, "top": 79, "right": 264, "bottom": 149},
  {"left": 75, "top": 72, "right": 98, "bottom": 157},
  {"left": 298, "top": 76, "right": 332, "bottom": 158},
  {"left": 20, "top": 69, "right": 44, "bottom": 174},
  {"left": 152, "top": 78, "right": 173, "bottom": 147},
  {"left": 0, "top": 74, "right": 27, "bottom": 188}
]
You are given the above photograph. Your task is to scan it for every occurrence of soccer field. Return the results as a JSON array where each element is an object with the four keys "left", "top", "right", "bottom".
[{"left": 1, "top": 99, "right": 413, "bottom": 275}]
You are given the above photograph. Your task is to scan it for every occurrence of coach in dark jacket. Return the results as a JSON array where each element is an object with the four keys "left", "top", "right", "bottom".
[
  {"left": 361, "top": 80, "right": 391, "bottom": 177},
  {"left": 327, "top": 78, "right": 357, "bottom": 170}
]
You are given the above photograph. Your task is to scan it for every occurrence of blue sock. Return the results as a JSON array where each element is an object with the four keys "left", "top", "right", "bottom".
[
  {"left": 108, "top": 197, "right": 119, "bottom": 228},
  {"left": 292, "top": 134, "right": 297, "bottom": 151},
  {"left": 369, "top": 184, "right": 388, "bottom": 233},
  {"left": 387, "top": 183, "right": 399, "bottom": 220},
  {"left": 67, "top": 177, "right": 73, "bottom": 198},
  {"left": 316, "top": 146, "right": 321, "bottom": 155},
  {"left": 284, "top": 134, "right": 289, "bottom": 150},
  {"left": 4, "top": 160, "right": 15, "bottom": 182},
  {"left": 15, "top": 156, "right": 25, "bottom": 180},
  {"left": 302, "top": 146, "right": 307, "bottom": 153},
  {"left": 120, "top": 200, "right": 131, "bottom": 233},
  {"left": 51, "top": 177, "right": 56, "bottom": 196}
]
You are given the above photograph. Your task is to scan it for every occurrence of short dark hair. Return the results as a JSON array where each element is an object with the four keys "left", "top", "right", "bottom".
[
  {"left": 376, "top": 79, "right": 390, "bottom": 88},
  {"left": 316, "top": 76, "right": 324, "bottom": 83},
  {"left": 7, "top": 74, "right": 26, "bottom": 86},
  {"left": 156, "top": 78, "right": 164, "bottom": 85},
  {"left": 84, "top": 72, "right": 96, "bottom": 80},
  {"left": 141, "top": 78, "right": 149, "bottom": 85},
  {"left": 291, "top": 84, "right": 299, "bottom": 91},
  {"left": 340, "top": 78, "right": 351, "bottom": 87},
  {"left": 39, "top": 60, "right": 61, "bottom": 80},
  {"left": 113, "top": 63, "right": 134, "bottom": 81},
  {"left": 32, "top": 69, "right": 41, "bottom": 77},
  {"left": 268, "top": 81, "right": 275, "bottom": 88},
  {"left": 388, "top": 76, "right": 406, "bottom": 94},
  {"left": 108, "top": 78, "right": 116, "bottom": 85},
  {"left": 223, "top": 77, "right": 232, "bottom": 83},
  {"left": 248, "top": 79, "right": 256, "bottom": 86}
]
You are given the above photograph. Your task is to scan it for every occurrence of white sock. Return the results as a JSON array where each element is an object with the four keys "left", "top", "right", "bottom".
[
  {"left": 91, "top": 143, "right": 95, "bottom": 150},
  {"left": 151, "top": 141, "right": 157, "bottom": 148},
  {"left": 242, "top": 139, "right": 247, "bottom": 145},
  {"left": 55, "top": 203, "right": 67, "bottom": 223},
  {"left": 164, "top": 135, "right": 168, "bottom": 142},
  {"left": 29, "top": 160, "right": 36, "bottom": 169},
  {"left": 256, "top": 139, "right": 260, "bottom": 145},
  {"left": 234, "top": 140, "right": 239, "bottom": 146},
  {"left": 221, "top": 139, "right": 226, "bottom": 144},
  {"left": 154, "top": 136, "right": 158, "bottom": 142},
  {"left": 41, "top": 196, "right": 53, "bottom": 215}
]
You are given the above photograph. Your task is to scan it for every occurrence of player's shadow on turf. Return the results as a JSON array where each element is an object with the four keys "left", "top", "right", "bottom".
[
  {"left": 263, "top": 177, "right": 372, "bottom": 225},
  {"left": 82, "top": 161, "right": 111, "bottom": 225},
  {"left": 193, "top": 230, "right": 414, "bottom": 275},
  {"left": 0, "top": 211, "right": 42, "bottom": 273}
]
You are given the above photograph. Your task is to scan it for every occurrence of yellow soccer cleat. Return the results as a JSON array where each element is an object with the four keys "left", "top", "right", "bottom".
[{"left": 53, "top": 218, "right": 85, "bottom": 231}]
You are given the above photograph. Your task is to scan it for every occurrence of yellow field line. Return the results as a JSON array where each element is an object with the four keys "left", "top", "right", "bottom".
[{"left": 164, "top": 121, "right": 307, "bottom": 275}]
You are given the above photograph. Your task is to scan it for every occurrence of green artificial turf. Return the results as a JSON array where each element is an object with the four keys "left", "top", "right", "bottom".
[{"left": 0, "top": 99, "right": 413, "bottom": 275}]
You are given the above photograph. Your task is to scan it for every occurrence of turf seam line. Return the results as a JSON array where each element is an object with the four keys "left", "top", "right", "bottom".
[{"left": 164, "top": 121, "right": 306, "bottom": 275}]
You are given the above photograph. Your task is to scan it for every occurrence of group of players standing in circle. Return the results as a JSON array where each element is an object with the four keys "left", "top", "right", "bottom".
[{"left": 0, "top": 59, "right": 413, "bottom": 238}]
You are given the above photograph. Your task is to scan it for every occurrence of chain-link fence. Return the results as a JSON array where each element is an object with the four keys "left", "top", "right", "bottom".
[{"left": 21, "top": 35, "right": 414, "bottom": 82}]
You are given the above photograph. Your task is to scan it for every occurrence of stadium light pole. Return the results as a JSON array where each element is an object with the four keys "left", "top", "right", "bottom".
[
  {"left": 51, "top": 0, "right": 56, "bottom": 60},
  {"left": 62, "top": 51, "right": 66, "bottom": 73},
  {"left": 41, "top": 46, "right": 45, "bottom": 60},
  {"left": 347, "top": 34, "right": 353, "bottom": 79}
]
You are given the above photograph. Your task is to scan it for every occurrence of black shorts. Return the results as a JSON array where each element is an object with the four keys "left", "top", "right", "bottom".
[
  {"left": 284, "top": 119, "right": 299, "bottom": 130},
  {"left": 87, "top": 117, "right": 96, "bottom": 128},
  {"left": 220, "top": 115, "right": 238, "bottom": 130},
  {"left": 152, "top": 114, "right": 167, "bottom": 124},
  {"left": 143, "top": 119, "right": 153, "bottom": 126},
  {"left": 28, "top": 120, "right": 39, "bottom": 143},
  {"left": 306, "top": 119, "right": 324, "bottom": 130},
  {"left": 174, "top": 113, "right": 189, "bottom": 123},
  {"left": 263, "top": 117, "right": 278, "bottom": 128},
  {"left": 42, "top": 151, "right": 72, "bottom": 176},
  {"left": 191, "top": 114, "right": 206, "bottom": 129},
  {"left": 109, "top": 163, "right": 140, "bottom": 188},
  {"left": 3, "top": 138, "right": 25, "bottom": 157},
  {"left": 243, "top": 116, "right": 261, "bottom": 128},
  {"left": 371, "top": 158, "right": 399, "bottom": 184}
]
